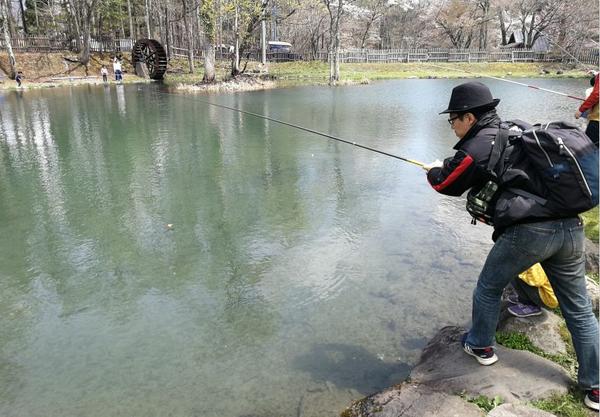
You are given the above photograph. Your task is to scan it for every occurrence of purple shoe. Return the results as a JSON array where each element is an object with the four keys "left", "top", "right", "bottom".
[{"left": 507, "top": 303, "right": 542, "bottom": 318}]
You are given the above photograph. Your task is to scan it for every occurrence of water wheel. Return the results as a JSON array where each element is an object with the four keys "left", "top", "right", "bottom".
[{"left": 132, "top": 39, "right": 168, "bottom": 80}]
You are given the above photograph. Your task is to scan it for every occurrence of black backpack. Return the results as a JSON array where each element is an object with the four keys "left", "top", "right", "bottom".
[{"left": 467, "top": 120, "right": 599, "bottom": 226}]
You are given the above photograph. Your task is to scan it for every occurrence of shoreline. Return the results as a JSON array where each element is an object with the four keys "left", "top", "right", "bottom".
[{"left": 0, "top": 55, "right": 594, "bottom": 93}]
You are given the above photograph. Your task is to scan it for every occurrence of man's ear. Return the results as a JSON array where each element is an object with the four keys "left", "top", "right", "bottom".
[{"left": 465, "top": 113, "right": 477, "bottom": 125}]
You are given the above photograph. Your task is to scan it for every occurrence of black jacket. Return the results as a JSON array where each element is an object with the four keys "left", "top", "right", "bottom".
[
  {"left": 427, "top": 111, "right": 557, "bottom": 235},
  {"left": 427, "top": 111, "right": 500, "bottom": 198}
]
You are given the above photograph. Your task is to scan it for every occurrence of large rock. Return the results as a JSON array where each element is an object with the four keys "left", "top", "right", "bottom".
[
  {"left": 498, "top": 310, "right": 567, "bottom": 355},
  {"left": 586, "top": 276, "right": 599, "bottom": 314},
  {"left": 135, "top": 62, "right": 149, "bottom": 78},
  {"left": 487, "top": 403, "right": 557, "bottom": 417},
  {"left": 585, "top": 238, "right": 598, "bottom": 274},
  {"left": 342, "top": 383, "right": 483, "bottom": 417},
  {"left": 410, "top": 326, "right": 571, "bottom": 403}
]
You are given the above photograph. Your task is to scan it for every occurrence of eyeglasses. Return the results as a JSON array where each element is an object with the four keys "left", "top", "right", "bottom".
[{"left": 447, "top": 115, "right": 460, "bottom": 126}]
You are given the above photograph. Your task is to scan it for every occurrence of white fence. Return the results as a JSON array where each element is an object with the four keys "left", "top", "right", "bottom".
[
  {"left": 2, "top": 37, "right": 598, "bottom": 66},
  {"left": 313, "top": 48, "right": 599, "bottom": 65}
]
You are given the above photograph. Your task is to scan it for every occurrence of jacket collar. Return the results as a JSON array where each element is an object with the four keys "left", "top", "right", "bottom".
[{"left": 452, "top": 110, "right": 501, "bottom": 150}]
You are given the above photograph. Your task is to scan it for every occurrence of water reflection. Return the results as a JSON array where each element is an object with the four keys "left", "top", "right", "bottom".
[{"left": 0, "top": 80, "right": 587, "bottom": 417}]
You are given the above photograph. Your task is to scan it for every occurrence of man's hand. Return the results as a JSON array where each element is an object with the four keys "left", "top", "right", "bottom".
[
  {"left": 423, "top": 159, "right": 443, "bottom": 172},
  {"left": 575, "top": 110, "right": 582, "bottom": 119}
]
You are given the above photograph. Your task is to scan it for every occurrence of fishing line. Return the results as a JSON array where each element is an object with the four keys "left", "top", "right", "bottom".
[
  {"left": 423, "top": 62, "right": 586, "bottom": 101},
  {"left": 167, "top": 91, "right": 425, "bottom": 167}
]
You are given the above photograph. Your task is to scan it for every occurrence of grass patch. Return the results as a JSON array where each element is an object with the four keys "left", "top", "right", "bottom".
[
  {"left": 581, "top": 207, "right": 599, "bottom": 243},
  {"left": 496, "top": 332, "right": 595, "bottom": 416},
  {"left": 165, "top": 60, "right": 592, "bottom": 89},
  {"left": 533, "top": 388, "right": 596, "bottom": 417},
  {"left": 496, "top": 331, "right": 576, "bottom": 375},
  {"left": 467, "top": 394, "right": 503, "bottom": 412},
  {"left": 588, "top": 273, "right": 599, "bottom": 284}
]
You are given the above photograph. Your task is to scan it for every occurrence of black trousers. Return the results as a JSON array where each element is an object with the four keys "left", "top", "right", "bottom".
[{"left": 586, "top": 120, "right": 599, "bottom": 147}]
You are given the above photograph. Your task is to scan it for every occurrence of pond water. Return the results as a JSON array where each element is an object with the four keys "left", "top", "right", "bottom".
[{"left": 0, "top": 78, "right": 588, "bottom": 417}]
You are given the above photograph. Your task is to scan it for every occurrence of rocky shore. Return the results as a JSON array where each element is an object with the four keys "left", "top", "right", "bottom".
[{"left": 342, "top": 239, "right": 599, "bottom": 417}]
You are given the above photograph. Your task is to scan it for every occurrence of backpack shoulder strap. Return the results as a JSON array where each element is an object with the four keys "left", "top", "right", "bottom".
[{"left": 487, "top": 128, "right": 509, "bottom": 177}]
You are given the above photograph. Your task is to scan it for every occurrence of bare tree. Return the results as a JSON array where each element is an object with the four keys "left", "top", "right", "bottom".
[
  {"left": 0, "top": 0, "right": 16, "bottom": 78},
  {"left": 355, "top": 0, "right": 388, "bottom": 49},
  {"left": 323, "top": 0, "right": 344, "bottom": 84},
  {"left": 435, "top": 0, "right": 478, "bottom": 48},
  {"left": 200, "top": 0, "right": 217, "bottom": 82}
]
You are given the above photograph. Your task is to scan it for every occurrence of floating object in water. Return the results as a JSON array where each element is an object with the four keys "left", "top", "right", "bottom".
[{"left": 166, "top": 223, "right": 174, "bottom": 230}]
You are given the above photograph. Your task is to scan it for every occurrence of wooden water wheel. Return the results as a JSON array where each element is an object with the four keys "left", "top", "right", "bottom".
[{"left": 132, "top": 39, "right": 168, "bottom": 80}]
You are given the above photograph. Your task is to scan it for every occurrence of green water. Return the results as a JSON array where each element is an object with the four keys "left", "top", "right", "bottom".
[{"left": 0, "top": 79, "right": 587, "bottom": 417}]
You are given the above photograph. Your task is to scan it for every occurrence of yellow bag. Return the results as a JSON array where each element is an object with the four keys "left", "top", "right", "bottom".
[{"left": 518, "top": 263, "right": 558, "bottom": 309}]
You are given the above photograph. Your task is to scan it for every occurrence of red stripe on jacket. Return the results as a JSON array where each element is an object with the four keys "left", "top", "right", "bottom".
[{"left": 432, "top": 155, "right": 474, "bottom": 191}]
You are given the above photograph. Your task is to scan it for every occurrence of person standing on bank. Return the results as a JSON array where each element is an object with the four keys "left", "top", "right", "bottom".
[
  {"left": 423, "top": 81, "right": 599, "bottom": 411},
  {"left": 113, "top": 57, "right": 123, "bottom": 82},
  {"left": 15, "top": 71, "right": 23, "bottom": 87},
  {"left": 101, "top": 65, "right": 108, "bottom": 83},
  {"left": 575, "top": 72, "right": 599, "bottom": 147}
]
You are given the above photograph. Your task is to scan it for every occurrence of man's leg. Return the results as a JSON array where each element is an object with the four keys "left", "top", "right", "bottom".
[
  {"left": 541, "top": 219, "right": 599, "bottom": 391},
  {"left": 585, "top": 121, "right": 599, "bottom": 147},
  {"left": 466, "top": 222, "right": 557, "bottom": 349},
  {"left": 511, "top": 277, "right": 544, "bottom": 307}
]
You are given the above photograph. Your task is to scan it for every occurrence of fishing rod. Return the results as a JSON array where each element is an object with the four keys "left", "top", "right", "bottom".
[
  {"left": 183, "top": 96, "right": 425, "bottom": 168},
  {"left": 423, "top": 62, "right": 586, "bottom": 101}
]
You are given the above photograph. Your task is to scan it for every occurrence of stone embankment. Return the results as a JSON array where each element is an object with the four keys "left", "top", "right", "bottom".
[{"left": 343, "top": 238, "right": 599, "bottom": 417}]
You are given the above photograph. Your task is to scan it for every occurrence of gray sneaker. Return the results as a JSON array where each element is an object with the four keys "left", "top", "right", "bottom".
[{"left": 461, "top": 333, "right": 498, "bottom": 366}]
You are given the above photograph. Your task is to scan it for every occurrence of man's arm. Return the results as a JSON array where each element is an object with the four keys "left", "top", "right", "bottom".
[{"left": 426, "top": 150, "right": 478, "bottom": 196}]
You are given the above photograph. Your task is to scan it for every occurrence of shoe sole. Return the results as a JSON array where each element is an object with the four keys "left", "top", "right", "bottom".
[
  {"left": 463, "top": 345, "right": 498, "bottom": 366},
  {"left": 508, "top": 309, "right": 542, "bottom": 319},
  {"left": 507, "top": 308, "right": 543, "bottom": 318},
  {"left": 584, "top": 395, "right": 599, "bottom": 411}
]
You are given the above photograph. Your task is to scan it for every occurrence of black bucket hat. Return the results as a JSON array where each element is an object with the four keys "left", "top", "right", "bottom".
[{"left": 439, "top": 81, "right": 500, "bottom": 114}]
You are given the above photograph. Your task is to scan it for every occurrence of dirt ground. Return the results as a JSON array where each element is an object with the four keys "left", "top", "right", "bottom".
[{"left": 0, "top": 52, "right": 136, "bottom": 85}]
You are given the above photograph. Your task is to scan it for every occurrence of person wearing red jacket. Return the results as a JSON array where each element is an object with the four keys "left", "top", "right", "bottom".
[{"left": 575, "top": 73, "right": 599, "bottom": 146}]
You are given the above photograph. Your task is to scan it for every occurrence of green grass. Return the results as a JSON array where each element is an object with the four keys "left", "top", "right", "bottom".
[
  {"left": 163, "top": 60, "right": 590, "bottom": 88},
  {"left": 496, "top": 331, "right": 596, "bottom": 416},
  {"left": 581, "top": 207, "right": 599, "bottom": 243},
  {"left": 495, "top": 331, "right": 576, "bottom": 375},
  {"left": 533, "top": 388, "right": 596, "bottom": 417},
  {"left": 466, "top": 394, "right": 503, "bottom": 412}
]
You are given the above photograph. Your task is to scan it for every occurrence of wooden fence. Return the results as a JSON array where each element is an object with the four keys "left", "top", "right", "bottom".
[{"left": 1, "top": 36, "right": 598, "bottom": 66}]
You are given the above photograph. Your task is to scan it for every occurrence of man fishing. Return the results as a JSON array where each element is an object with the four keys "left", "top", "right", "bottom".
[{"left": 423, "top": 81, "right": 599, "bottom": 411}]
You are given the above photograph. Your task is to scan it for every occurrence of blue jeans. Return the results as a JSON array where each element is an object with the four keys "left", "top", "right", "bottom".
[{"left": 465, "top": 218, "right": 599, "bottom": 390}]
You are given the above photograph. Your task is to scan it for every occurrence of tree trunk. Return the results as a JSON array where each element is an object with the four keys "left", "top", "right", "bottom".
[
  {"left": 203, "top": 40, "right": 215, "bottom": 82},
  {"left": 232, "top": 2, "right": 240, "bottom": 76},
  {"left": 327, "top": 0, "right": 342, "bottom": 85},
  {"left": 0, "top": 0, "right": 16, "bottom": 79},
  {"left": 200, "top": 0, "right": 216, "bottom": 82},
  {"left": 498, "top": 9, "right": 507, "bottom": 45},
  {"left": 144, "top": 0, "right": 151, "bottom": 38},
  {"left": 181, "top": 0, "right": 194, "bottom": 73},
  {"left": 18, "top": 0, "right": 27, "bottom": 34},
  {"left": 68, "top": 0, "right": 83, "bottom": 52},
  {"left": 127, "top": 0, "right": 135, "bottom": 39},
  {"left": 33, "top": 0, "right": 39, "bottom": 29},
  {"left": 80, "top": 10, "right": 91, "bottom": 70}
]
